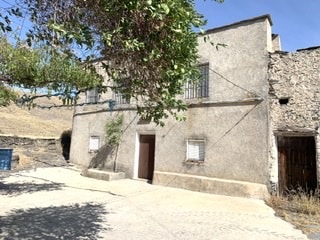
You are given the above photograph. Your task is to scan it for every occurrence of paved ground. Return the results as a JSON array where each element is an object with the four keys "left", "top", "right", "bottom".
[{"left": 0, "top": 166, "right": 308, "bottom": 240}]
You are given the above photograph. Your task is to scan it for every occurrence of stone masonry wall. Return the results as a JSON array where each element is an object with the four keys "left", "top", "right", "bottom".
[
  {"left": 268, "top": 48, "right": 320, "bottom": 189},
  {"left": 0, "top": 135, "right": 66, "bottom": 169},
  {"left": 269, "top": 48, "right": 320, "bottom": 131}
]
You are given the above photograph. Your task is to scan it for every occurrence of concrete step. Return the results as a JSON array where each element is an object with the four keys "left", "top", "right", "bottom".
[{"left": 81, "top": 168, "right": 125, "bottom": 181}]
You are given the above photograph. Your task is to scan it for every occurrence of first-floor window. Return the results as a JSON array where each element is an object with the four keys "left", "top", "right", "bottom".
[
  {"left": 186, "top": 139, "right": 205, "bottom": 161},
  {"left": 89, "top": 136, "right": 100, "bottom": 152}
]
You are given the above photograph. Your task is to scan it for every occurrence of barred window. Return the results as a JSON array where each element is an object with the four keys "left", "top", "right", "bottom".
[
  {"left": 186, "top": 139, "right": 205, "bottom": 161},
  {"left": 113, "top": 91, "right": 130, "bottom": 105},
  {"left": 113, "top": 79, "right": 131, "bottom": 105},
  {"left": 185, "top": 63, "right": 209, "bottom": 99},
  {"left": 86, "top": 88, "right": 98, "bottom": 103}
]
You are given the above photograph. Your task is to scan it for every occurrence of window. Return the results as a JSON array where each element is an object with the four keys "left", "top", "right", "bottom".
[
  {"left": 89, "top": 136, "right": 100, "bottom": 151},
  {"left": 185, "top": 63, "right": 209, "bottom": 99},
  {"left": 113, "top": 79, "right": 131, "bottom": 104},
  {"left": 186, "top": 139, "right": 205, "bottom": 161},
  {"left": 113, "top": 91, "right": 130, "bottom": 105},
  {"left": 86, "top": 88, "right": 98, "bottom": 103},
  {"left": 279, "top": 97, "right": 289, "bottom": 105}
]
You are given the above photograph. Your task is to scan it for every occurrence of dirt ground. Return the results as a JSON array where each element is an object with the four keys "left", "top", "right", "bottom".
[{"left": 268, "top": 197, "right": 320, "bottom": 240}]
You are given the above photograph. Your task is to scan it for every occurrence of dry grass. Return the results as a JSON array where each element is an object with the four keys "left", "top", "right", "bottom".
[
  {"left": 0, "top": 96, "right": 73, "bottom": 138},
  {"left": 267, "top": 188, "right": 320, "bottom": 237}
]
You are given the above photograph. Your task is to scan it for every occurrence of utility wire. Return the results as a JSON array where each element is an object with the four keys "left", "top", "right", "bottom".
[
  {"left": 209, "top": 67, "right": 259, "bottom": 97},
  {"left": 207, "top": 103, "right": 259, "bottom": 150},
  {"left": 17, "top": 11, "right": 26, "bottom": 39},
  {"left": 0, "top": 0, "right": 31, "bottom": 43}
]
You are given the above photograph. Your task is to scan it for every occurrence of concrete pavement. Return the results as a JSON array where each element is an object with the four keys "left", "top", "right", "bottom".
[{"left": 0, "top": 166, "right": 308, "bottom": 240}]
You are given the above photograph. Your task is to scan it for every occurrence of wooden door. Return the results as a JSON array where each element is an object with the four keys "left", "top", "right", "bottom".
[
  {"left": 278, "top": 136, "right": 317, "bottom": 194},
  {"left": 138, "top": 135, "right": 155, "bottom": 180}
]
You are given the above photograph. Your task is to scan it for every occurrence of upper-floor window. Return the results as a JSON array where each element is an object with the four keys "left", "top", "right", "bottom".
[
  {"left": 113, "top": 91, "right": 130, "bottom": 105},
  {"left": 112, "top": 79, "right": 130, "bottom": 104},
  {"left": 184, "top": 63, "right": 209, "bottom": 99},
  {"left": 86, "top": 88, "right": 98, "bottom": 103}
]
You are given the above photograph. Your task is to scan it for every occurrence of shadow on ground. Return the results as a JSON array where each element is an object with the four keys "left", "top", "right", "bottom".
[
  {"left": 0, "top": 182, "right": 65, "bottom": 197},
  {"left": 0, "top": 203, "right": 111, "bottom": 239}
]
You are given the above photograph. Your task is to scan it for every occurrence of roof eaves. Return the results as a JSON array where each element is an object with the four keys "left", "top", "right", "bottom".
[
  {"left": 297, "top": 46, "right": 320, "bottom": 52},
  {"left": 203, "top": 14, "right": 272, "bottom": 35}
]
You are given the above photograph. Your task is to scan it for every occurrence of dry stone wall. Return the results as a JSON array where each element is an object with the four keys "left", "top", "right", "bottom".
[
  {"left": 268, "top": 48, "right": 320, "bottom": 132},
  {"left": 0, "top": 135, "right": 66, "bottom": 170}
]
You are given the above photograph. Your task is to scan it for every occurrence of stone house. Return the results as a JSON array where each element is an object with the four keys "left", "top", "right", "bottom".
[
  {"left": 70, "top": 14, "right": 319, "bottom": 198},
  {"left": 268, "top": 47, "right": 320, "bottom": 194}
]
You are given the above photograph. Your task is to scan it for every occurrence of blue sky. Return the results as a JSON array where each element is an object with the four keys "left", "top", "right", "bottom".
[
  {"left": 195, "top": 0, "right": 320, "bottom": 51},
  {"left": 1, "top": 0, "right": 319, "bottom": 52}
]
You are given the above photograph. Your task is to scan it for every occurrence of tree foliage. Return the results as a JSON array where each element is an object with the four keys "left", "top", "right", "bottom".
[
  {"left": 105, "top": 114, "right": 124, "bottom": 147},
  {"left": 0, "top": 0, "right": 223, "bottom": 124},
  {"left": 0, "top": 38, "right": 103, "bottom": 106}
]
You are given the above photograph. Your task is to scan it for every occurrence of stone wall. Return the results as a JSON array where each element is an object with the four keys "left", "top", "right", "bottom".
[
  {"left": 269, "top": 48, "right": 320, "bottom": 131},
  {"left": 268, "top": 47, "right": 320, "bottom": 190},
  {"left": 0, "top": 135, "right": 66, "bottom": 169}
]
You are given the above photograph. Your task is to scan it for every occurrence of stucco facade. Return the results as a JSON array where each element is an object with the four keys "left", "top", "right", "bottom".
[{"left": 70, "top": 15, "right": 281, "bottom": 198}]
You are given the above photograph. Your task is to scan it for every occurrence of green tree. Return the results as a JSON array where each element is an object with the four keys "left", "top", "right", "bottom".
[
  {"left": 0, "top": 38, "right": 103, "bottom": 107},
  {"left": 0, "top": 0, "right": 223, "bottom": 125}
]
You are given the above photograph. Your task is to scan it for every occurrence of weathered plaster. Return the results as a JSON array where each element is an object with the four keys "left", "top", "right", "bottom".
[{"left": 70, "top": 15, "right": 275, "bottom": 198}]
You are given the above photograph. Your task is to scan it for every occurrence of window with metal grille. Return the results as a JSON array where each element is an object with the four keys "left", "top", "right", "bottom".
[
  {"left": 185, "top": 63, "right": 209, "bottom": 99},
  {"left": 113, "top": 79, "right": 131, "bottom": 105},
  {"left": 113, "top": 91, "right": 130, "bottom": 105},
  {"left": 186, "top": 139, "right": 205, "bottom": 161},
  {"left": 86, "top": 88, "right": 98, "bottom": 103}
]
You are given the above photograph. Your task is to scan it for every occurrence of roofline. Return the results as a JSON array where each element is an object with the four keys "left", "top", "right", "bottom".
[
  {"left": 271, "top": 45, "right": 320, "bottom": 54},
  {"left": 87, "top": 15, "right": 273, "bottom": 63},
  {"left": 204, "top": 14, "right": 272, "bottom": 35},
  {"left": 297, "top": 46, "right": 320, "bottom": 52}
]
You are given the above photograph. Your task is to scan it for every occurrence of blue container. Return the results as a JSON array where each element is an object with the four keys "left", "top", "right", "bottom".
[{"left": 0, "top": 149, "right": 13, "bottom": 170}]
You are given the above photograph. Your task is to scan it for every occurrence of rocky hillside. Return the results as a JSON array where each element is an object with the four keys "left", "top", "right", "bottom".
[{"left": 0, "top": 97, "right": 73, "bottom": 138}]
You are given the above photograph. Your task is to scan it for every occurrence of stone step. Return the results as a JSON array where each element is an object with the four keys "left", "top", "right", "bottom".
[{"left": 81, "top": 168, "right": 125, "bottom": 181}]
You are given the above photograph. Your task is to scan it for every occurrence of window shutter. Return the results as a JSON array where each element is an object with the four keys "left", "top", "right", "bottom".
[{"left": 89, "top": 136, "right": 100, "bottom": 151}]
